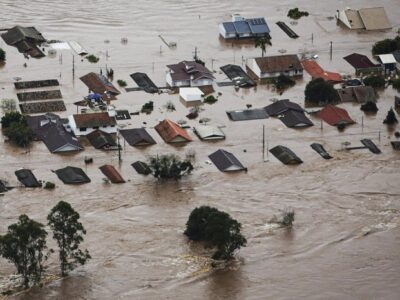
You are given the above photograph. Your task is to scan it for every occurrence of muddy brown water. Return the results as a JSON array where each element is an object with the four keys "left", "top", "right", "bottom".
[{"left": 1, "top": 0, "right": 400, "bottom": 299}]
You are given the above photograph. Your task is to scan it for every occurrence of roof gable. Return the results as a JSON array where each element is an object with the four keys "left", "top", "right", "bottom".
[
  {"left": 154, "top": 119, "right": 192, "bottom": 143},
  {"left": 209, "top": 149, "right": 245, "bottom": 172},
  {"left": 73, "top": 112, "right": 117, "bottom": 128},
  {"left": 254, "top": 55, "right": 302, "bottom": 73}
]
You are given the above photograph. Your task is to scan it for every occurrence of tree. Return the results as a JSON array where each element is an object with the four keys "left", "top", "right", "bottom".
[
  {"left": 1, "top": 111, "right": 25, "bottom": 128},
  {"left": 148, "top": 154, "right": 194, "bottom": 180},
  {"left": 1, "top": 98, "right": 17, "bottom": 113},
  {"left": 360, "top": 101, "right": 378, "bottom": 113},
  {"left": 274, "top": 74, "right": 295, "bottom": 90},
  {"left": 184, "top": 206, "right": 247, "bottom": 260},
  {"left": 255, "top": 37, "right": 271, "bottom": 57},
  {"left": 3, "top": 122, "right": 34, "bottom": 147},
  {"left": 304, "top": 78, "right": 339, "bottom": 105},
  {"left": 47, "top": 201, "right": 91, "bottom": 276},
  {"left": 0, "top": 215, "right": 49, "bottom": 288},
  {"left": 363, "top": 75, "right": 385, "bottom": 89},
  {"left": 372, "top": 36, "right": 400, "bottom": 55},
  {"left": 383, "top": 108, "right": 398, "bottom": 125},
  {"left": 0, "top": 48, "right": 5, "bottom": 62},
  {"left": 392, "top": 78, "right": 400, "bottom": 91}
]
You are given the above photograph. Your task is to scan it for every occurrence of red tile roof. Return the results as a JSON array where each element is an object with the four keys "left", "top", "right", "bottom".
[
  {"left": 254, "top": 54, "right": 302, "bottom": 73},
  {"left": 302, "top": 60, "right": 342, "bottom": 82},
  {"left": 318, "top": 105, "right": 355, "bottom": 126},
  {"left": 99, "top": 165, "right": 125, "bottom": 183},
  {"left": 154, "top": 119, "right": 192, "bottom": 143},
  {"left": 73, "top": 112, "right": 116, "bottom": 128}
]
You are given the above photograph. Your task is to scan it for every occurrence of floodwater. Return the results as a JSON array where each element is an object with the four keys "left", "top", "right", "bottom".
[{"left": 1, "top": 0, "right": 400, "bottom": 299}]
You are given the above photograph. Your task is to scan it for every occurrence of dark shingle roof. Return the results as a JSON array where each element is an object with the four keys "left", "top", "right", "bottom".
[
  {"left": 269, "top": 145, "right": 303, "bottom": 165},
  {"left": 343, "top": 53, "right": 379, "bottom": 69},
  {"left": 279, "top": 110, "right": 313, "bottom": 128},
  {"left": 208, "top": 149, "right": 246, "bottom": 172},
  {"left": 15, "top": 169, "right": 41, "bottom": 188},
  {"left": 55, "top": 166, "right": 91, "bottom": 184},
  {"left": 119, "top": 128, "right": 156, "bottom": 146},
  {"left": 86, "top": 130, "right": 117, "bottom": 149},
  {"left": 131, "top": 161, "right": 152, "bottom": 175},
  {"left": 264, "top": 99, "right": 304, "bottom": 116},
  {"left": 254, "top": 55, "right": 302, "bottom": 73}
]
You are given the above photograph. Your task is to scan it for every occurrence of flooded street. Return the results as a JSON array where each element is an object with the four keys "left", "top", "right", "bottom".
[{"left": 1, "top": 0, "right": 400, "bottom": 299}]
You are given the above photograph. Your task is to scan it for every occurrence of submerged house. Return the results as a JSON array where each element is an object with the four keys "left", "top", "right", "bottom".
[
  {"left": 193, "top": 125, "right": 225, "bottom": 140},
  {"left": 278, "top": 110, "right": 313, "bottom": 128},
  {"left": 99, "top": 165, "right": 125, "bottom": 183},
  {"left": 26, "top": 113, "right": 83, "bottom": 153},
  {"left": 166, "top": 61, "right": 215, "bottom": 87},
  {"left": 119, "top": 128, "right": 156, "bottom": 146},
  {"left": 301, "top": 60, "right": 342, "bottom": 83},
  {"left": 377, "top": 54, "right": 398, "bottom": 72},
  {"left": 336, "top": 7, "right": 391, "bottom": 30},
  {"left": 55, "top": 166, "right": 91, "bottom": 185},
  {"left": 80, "top": 72, "right": 120, "bottom": 100},
  {"left": 1, "top": 25, "right": 46, "bottom": 58},
  {"left": 208, "top": 149, "right": 246, "bottom": 172},
  {"left": 154, "top": 119, "right": 192, "bottom": 143},
  {"left": 343, "top": 53, "right": 383, "bottom": 75},
  {"left": 68, "top": 112, "right": 117, "bottom": 136},
  {"left": 318, "top": 105, "right": 355, "bottom": 126},
  {"left": 264, "top": 99, "right": 304, "bottom": 116},
  {"left": 15, "top": 169, "right": 42, "bottom": 188},
  {"left": 219, "top": 14, "right": 270, "bottom": 40},
  {"left": 179, "top": 87, "right": 204, "bottom": 106},
  {"left": 131, "top": 161, "right": 152, "bottom": 175},
  {"left": 269, "top": 145, "right": 303, "bottom": 165},
  {"left": 247, "top": 54, "right": 303, "bottom": 79},
  {"left": 336, "top": 86, "right": 376, "bottom": 103},
  {"left": 86, "top": 129, "right": 117, "bottom": 150}
]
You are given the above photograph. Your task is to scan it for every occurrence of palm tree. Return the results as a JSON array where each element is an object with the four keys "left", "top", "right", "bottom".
[{"left": 255, "top": 37, "right": 271, "bottom": 57}]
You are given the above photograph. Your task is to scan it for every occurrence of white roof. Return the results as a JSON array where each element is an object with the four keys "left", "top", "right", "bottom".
[
  {"left": 194, "top": 125, "right": 225, "bottom": 140},
  {"left": 378, "top": 54, "right": 397, "bottom": 64},
  {"left": 179, "top": 87, "right": 204, "bottom": 101}
]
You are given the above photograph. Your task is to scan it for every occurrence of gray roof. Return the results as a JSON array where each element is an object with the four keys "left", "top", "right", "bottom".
[
  {"left": 120, "top": 128, "right": 156, "bottom": 146},
  {"left": 27, "top": 113, "right": 83, "bottom": 153},
  {"left": 279, "top": 110, "right": 314, "bottom": 128},
  {"left": 209, "top": 149, "right": 246, "bottom": 172},
  {"left": 86, "top": 130, "right": 117, "bottom": 149},
  {"left": 310, "top": 143, "right": 332, "bottom": 159},
  {"left": 233, "top": 21, "right": 251, "bottom": 34},
  {"left": 222, "top": 22, "right": 236, "bottom": 34},
  {"left": 269, "top": 145, "right": 303, "bottom": 165},
  {"left": 131, "top": 161, "right": 152, "bottom": 175},
  {"left": 193, "top": 125, "right": 225, "bottom": 140},
  {"left": 1, "top": 26, "right": 45, "bottom": 45},
  {"left": 226, "top": 108, "right": 269, "bottom": 121},
  {"left": 248, "top": 18, "right": 270, "bottom": 34}
]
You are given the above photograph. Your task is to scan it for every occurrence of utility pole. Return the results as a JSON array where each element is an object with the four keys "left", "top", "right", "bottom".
[
  {"left": 330, "top": 41, "right": 333, "bottom": 61},
  {"left": 72, "top": 55, "right": 75, "bottom": 79},
  {"left": 262, "top": 125, "right": 265, "bottom": 161},
  {"left": 311, "top": 33, "right": 314, "bottom": 45},
  {"left": 117, "top": 131, "right": 122, "bottom": 164},
  {"left": 193, "top": 47, "right": 199, "bottom": 61},
  {"left": 211, "top": 58, "right": 216, "bottom": 71}
]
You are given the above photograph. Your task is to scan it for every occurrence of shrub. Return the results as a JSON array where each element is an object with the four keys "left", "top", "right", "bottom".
[
  {"left": 117, "top": 79, "right": 127, "bottom": 87},
  {"left": 360, "top": 101, "right": 378, "bottom": 113},
  {"left": 203, "top": 95, "right": 218, "bottom": 104},
  {"left": 3, "top": 122, "right": 34, "bottom": 147},
  {"left": 372, "top": 36, "right": 400, "bottom": 55},
  {"left": 85, "top": 54, "right": 99, "bottom": 63},
  {"left": 165, "top": 101, "right": 176, "bottom": 111},
  {"left": 383, "top": 108, "right": 398, "bottom": 125},
  {"left": 141, "top": 101, "right": 154, "bottom": 114},
  {"left": 287, "top": 8, "right": 309, "bottom": 20},
  {"left": 336, "top": 121, "right": 346, "bottom": 131},
  {"left": 304, "top": 78, "right": 339, "bottom": 105},
  {"left": 363, "top": 75, "right": 385, "bottom": 89},
  {"left": 184, "top": 206, "right": 246, "bottom": 260},
  {"left": 1, "top": 98, "right": 17, "bottom": 113},
  {"left": 274, "top": 75, "right": 295, "bottom": 90},
  {"left": 0, "top": 48, "right": 5, "bottom": 61},
  {"left": 44, "top": 182, "right": 55, "bottom": 189},
  {"left": 1, "top": 111, "right": 25, "bottom": 128},
  {"left": 280, "top": 208, "right": 295, "bottom": 227},
  {"left": 148, "top": 154, "right": 193, "bottom": 180}
]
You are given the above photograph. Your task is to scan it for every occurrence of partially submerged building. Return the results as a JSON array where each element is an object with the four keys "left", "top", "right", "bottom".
[
  {"left": 208, "top": 149, "right": 246, "bottom": 172},
  {"left": 318, "top": 105, "right": 355, "bottom": 126},
  {"left": 99, "top": 165, "right": 125, "bottom": 183},
  {"left": 154, "top": 119, "right": 192, "bottom": 143},
  {"left": 377, "top": 54, "right": 398, "bottom": 72},
  {"left": 80, "top": 73, "right": 120, "bottom": 100},
  {"left": 179, "top": 87, "right": 204, "bottom": 106},
  {"left": 336, "top": 7, "right": 391, "bottom": 30},
  {"left": 219, "top": 14, "right": 270, "bottom": 40},
  {"left": 264, "top": 99, "right": 304, "bottom": 116},
  {"left": 130, "top": 72, "right": 158, "bottom": 93},
  {"left": 278, "top": 110, "right": 313, "bottom": 128},
  {"left": 269, "top": 145, "right": 303, "bottom": 165},
  {"left": 336, "top": 86, "right": 377, "bottom": 103},
  {"left": 26, "top": 113, "right": 83, "bottom": 153},
  {"left": 119, "top": 128, "right": 156, "bottom": 146},
  {"left": 166, "top": 61, "right": 215, "bottom": 87},
  {"left": 55, "top": 166, "right": 91, "bottom": 184},
  {"left": 86, "top": 129, "right": 118, "bottom": 150},
  {"left": 193, "top": 125, "right": 225, "bottom": 140},
  {"left": 1, "top": 25, "right": 46, "bottom": 58},
  {"left": 301, "top": 60, "right": 342, "bottom": 83},
  {"left": 220, "top": 64, "right": 256, "bottom": 87},
  {"left": 343, "top": 53, "right": 383, "bottom": 75},
  {"left": 247, "top": 54, "right": 303, "bottom": 79},
  {"left": 15, "top": 169, "right": 42, "bottom": 188},
  {"left": 226, "top": 108, "right": 269, "bottom": 121},
  {"left": 131, "top": 161, "right": 152, "bottom": 175},
  {"left": 68, "top": 112, "right": 117, "bottom": 136}
]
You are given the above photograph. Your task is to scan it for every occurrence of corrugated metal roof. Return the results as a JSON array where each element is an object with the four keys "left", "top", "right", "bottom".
[
  {"left": 301, "top": 60, "right": 342, "bottom": 82},
  {"left": 358, "top": 7, "right": 391, "bottom": 30},
  {"left": 378, "top": 54, "right": 397, "bottom": 64},
  {"left": 248, "top": 18, "right": 270, "bottom": 34},
  {"left": 193, "top": 125, "right": 225, "bottom": 140},
  {"left": 222, "top": 22, "right": 236, "bottom": 34},
  {"left": 233, "top": 21, "right": 251, "bottom": 34},
  {"left": 344, "top": 9, "right": 365, "bottom": 29},
  {"left": 254, "top": 54, "right": 303, "bottom": 73}
]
